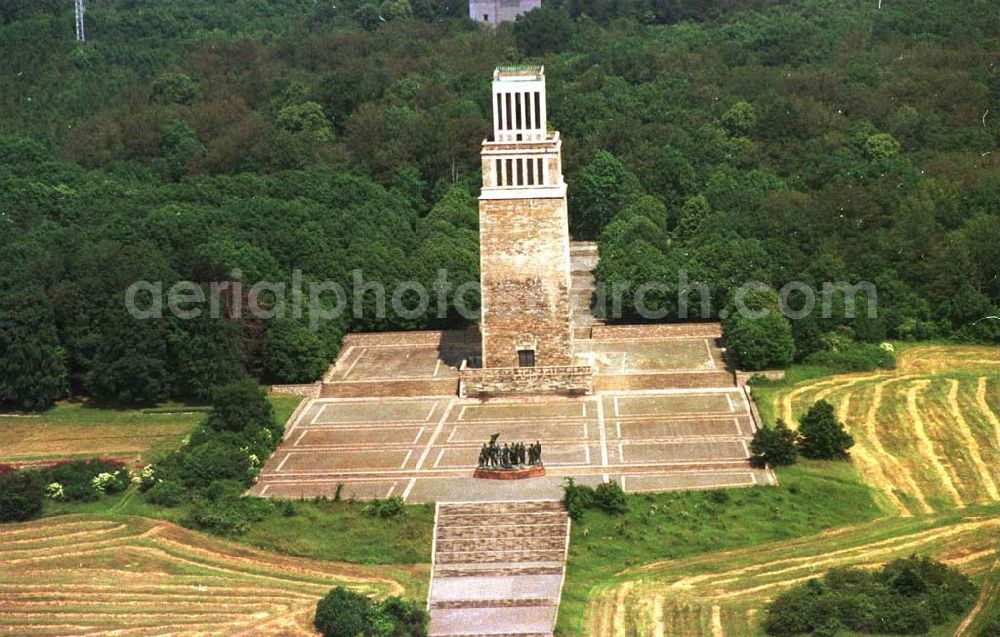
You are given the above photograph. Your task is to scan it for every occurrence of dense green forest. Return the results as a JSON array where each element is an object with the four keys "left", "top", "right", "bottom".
[{"left": 1, "top": 0, "right": 998, "bottom": 409}]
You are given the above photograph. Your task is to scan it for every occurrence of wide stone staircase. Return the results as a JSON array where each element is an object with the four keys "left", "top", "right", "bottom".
[
  {"left": 428, "top": 501, "right": 571, "bottom": 637},
  {"left": 570, "top": 241, "right": 602, "bottom": 340}
]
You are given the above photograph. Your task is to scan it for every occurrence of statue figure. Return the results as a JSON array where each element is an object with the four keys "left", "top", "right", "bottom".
[
  {"left": 501, "top": 443, "right": 511, "bottom": 468},
  {"left": 478, "top": 444, "right": 487, "bottom": 468}
]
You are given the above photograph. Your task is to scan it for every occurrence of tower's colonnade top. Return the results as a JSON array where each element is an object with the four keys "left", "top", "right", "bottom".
[
  {"left": 483, "top": 66, "right": 563, "bottom": 195},
  {"left": 491, "top": 65, "right": 547, "bottom": 143}
]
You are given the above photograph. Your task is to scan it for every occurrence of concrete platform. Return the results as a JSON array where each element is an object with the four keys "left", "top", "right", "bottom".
[{"left": 252, "top": 387, "right": 775, "bottom": 503}]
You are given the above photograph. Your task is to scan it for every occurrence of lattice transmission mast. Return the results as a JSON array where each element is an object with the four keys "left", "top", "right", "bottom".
[{"left": 74, "top": 0, "right": 86, "bottom": 42}]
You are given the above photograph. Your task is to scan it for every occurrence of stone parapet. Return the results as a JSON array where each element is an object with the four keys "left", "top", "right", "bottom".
[
  {"left": 341, "top": 329, "right": 479, "bottom": 348},
  {"left": 735, "top": 369, "right": 787, "bottom": 386},
  {"left": 269, "top": 383, "right": 321, "bottom": 398},
  {"left": 459, "top": 365, "right": 594, "bottom": 398},
  {"left": 591, "top": 322, "right": 723, "bottom": 340}
]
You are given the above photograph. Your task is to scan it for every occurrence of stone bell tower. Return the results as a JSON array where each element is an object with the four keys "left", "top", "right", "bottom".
[{"left": 478, "top": 66, "right": 575, "bottom": 369}]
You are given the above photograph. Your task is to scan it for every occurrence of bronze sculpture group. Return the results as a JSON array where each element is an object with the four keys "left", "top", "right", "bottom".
[{"left": 477, "top": 433, "right": 543, "bottom": 470}]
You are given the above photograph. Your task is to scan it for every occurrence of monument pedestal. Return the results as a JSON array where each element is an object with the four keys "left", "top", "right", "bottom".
[{"left": 473, "top": 466, "right": 546, "bottom": 480}]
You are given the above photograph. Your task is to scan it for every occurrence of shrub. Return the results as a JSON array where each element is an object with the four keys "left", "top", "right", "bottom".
[
  {"left": 205, "top": 379, "right": 276, "bottom": 436},
  {"left": 0, "top": 470, "right": 45, "bottom": 522},
  {"left": 373, "top": 596, "right": 429, "bottom": 636},
  {"left": 805, "top": 343, "right": 896, "bottom": 372},
  {"left": 763, "top": 556, "right": 975, "bottom": 636},
  {"left": 363, "top": 496, "right": 406, "bottom": 519},
  {"left": 187, "top": 494, "right": 274, "bottom": 536},
  {"left": 724, "top": 311, "right": 796, "bottom": 371},
  {"left": 313, "top": 587, "right": 428, "bottom": 637},
  {"left": 45, "top": 482, "right": 65, "bottom": 500},
  {"left": 179, "top": 439, "right": 253, "bottom": 488},
  {"left": 42, "top": 459, "right": 128, "bottom": 501},
  {"left": 798, "top": 400, "right": 854, "bottom": 460},
  {"left": 315, "top": 587, "right": 372, "bottom": 637},
  {"left": 563, "top": 478, "right": 595, "bottom": 520},
  {"left": 750, "top": 419, "right": 799, "bottom": 468},
  {"left": 593, "top": 481, "right": 628, "bottom": 516},
  {"left": 92, "top": 470, "right": 129, "bottom": 494},
  {"left": 144, "top": 479, "right": 187, "bottom": 507}
]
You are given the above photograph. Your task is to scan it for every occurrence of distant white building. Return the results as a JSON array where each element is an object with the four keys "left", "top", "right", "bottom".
[{"left": 469, "top": 0, "right": 541, "bottom": 26}]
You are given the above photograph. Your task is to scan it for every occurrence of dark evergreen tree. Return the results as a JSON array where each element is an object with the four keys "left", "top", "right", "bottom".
[
  {"left": 0, "top": 282, "right": 68, "bottom": 411},
  {"left": 798, "top": 400, "right": 854, "bottom": 460},
  {"left": 749, "top": 419, "right": 798, "bottom": 468}
]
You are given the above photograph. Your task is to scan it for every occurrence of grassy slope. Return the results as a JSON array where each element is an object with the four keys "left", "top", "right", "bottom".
[{"left": 557, "top": 460, "right": 884, "bottom": 634}]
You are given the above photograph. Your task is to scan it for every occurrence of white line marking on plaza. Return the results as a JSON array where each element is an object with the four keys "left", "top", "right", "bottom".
[
  {"left": 311, "top": 403, "right": 328, "bottom": 425},
  {"left": 433, "top": 358, "right": 442, "bottom": 377},
  {"left": 413, "top": 427, "right": 425, "bottom": 445},
  {"left": 616, "top": 422, "right": 622, "bottom": 438},
  {"left": 613, "top": 396, "right": 621, "bottom": 417},
  {"left": 401, "top": 478, "right": 417, "bottom": 501},
  {"left": 596, "top": 398, "right": 610, "bottom": 471},
  {"left": 457, "top": 405, "right": 467, "bottom": 421},
  {"left": 386, "top": 482, "right": 397, "bottom": 497},
  {"left": 432, "top": 449, "right": 445, "bottom": 469},
  {"left": 341, "top": 346, "right": 365, "bottom": 379},
  {"left": 582, "top": 403, "right": 587, "bottom": 417},
  {"left": 733, "top": 417, "right": 741, "bottom": 435},
  {"left": 582, "top": 421, "right": 589, "bottom": 440},
  {"left": 584, "top": 445, "right": 591, "bottom": 465},
  {"left": 705, "top": 338, "right": 717, "bottom": 368},
  {"left": 751, "top": 473, "right": 758, "bottom": 485},
  {"left": 424, "top": 402, "right": 437, "bottom": 421},
  {"left": 260, "top": 485, "right": 270, "bottom": 495},
  {"left": 741, "top": 439, "right": 749, "bottom": 457},
  {"left": 276, "top": 453, "right": 292, "bottom": 472},
  {"left": 400, "top": 449, "right": 414, "bottom": 469},
  {"left": 295, "top": 431, "right": 308, "bottom": 446},
  {"left": 725, "top": 393, "right": 734, "bottom": 412}
]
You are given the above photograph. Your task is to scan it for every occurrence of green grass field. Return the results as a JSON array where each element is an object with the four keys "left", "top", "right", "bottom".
[{"left": 557, "top": 460, "right": 884, "bottom": 635}]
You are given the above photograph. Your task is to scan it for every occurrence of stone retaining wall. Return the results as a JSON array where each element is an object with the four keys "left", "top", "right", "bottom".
[
  {"left": 594, "top": 370, "right": 735, "bottom": 391},
  {"left": 735, "top": 369, "right": 787, "bottom": 386},
  {"left": 341, "top": 328, "right": 480, "bottom": 348},
  {"left": 460, "top": 365, "right": 594, "bottom": 397},
  {"left": 591, "top": 322, "right": 723, "bottom": 340},
  {"left": 321, "top": 378, "right": 459, "bottom": 398},
  {"left": 269, "top": 383, "right": 321, "bottom": 398}
]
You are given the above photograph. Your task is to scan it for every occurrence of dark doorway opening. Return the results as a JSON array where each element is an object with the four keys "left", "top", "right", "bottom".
[{"left": 517, "top": 349, "right": 536, "bottom": 368}]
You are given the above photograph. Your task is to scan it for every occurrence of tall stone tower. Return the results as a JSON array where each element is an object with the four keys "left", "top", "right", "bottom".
[{"left": 478, "top": 66, "right": 575, "bottom": 369}]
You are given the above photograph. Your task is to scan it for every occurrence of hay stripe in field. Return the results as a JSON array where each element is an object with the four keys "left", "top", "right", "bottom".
[
  {"left": 976, "top": 376, "right": 1000, "bottom": 448},
  {"left": 947, "top": 379, "right": 999, "bottom": 501},
  {"left": 906, "top": 380, "right": 965, "bottom": 508}
]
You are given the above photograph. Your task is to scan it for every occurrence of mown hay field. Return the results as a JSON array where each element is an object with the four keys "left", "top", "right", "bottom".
[
  {"left": 768, "top": 345, "right": 1000, "bottom": 516},
  {"left": 0, "top": 514, "right": 422, "bottom": 636},
  {"left": 584, "top": 510, "right": 999, "bottom": 636},
  {"left": 576, "top": 345, "right": 1000, "bottom": 636},
  {"left": 0, "top": 395, "right": 302, "bottom": 465}
]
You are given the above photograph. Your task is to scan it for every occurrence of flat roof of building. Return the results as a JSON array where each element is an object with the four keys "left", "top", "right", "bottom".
[{"left": 494, "top": 65, "right": 544, "bottom": 81}]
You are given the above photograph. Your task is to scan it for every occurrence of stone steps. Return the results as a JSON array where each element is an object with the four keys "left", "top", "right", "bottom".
[
  {"left": 429, "top": 501, "right": 569, "bottom": 636},
  {"left": 434, "top": 565, "right": 564, "bottom": 578},
  {"left": 437, "top": 536, "right": 568, "bottom": 553},
  {"left": 436, "top": 525, "right": 567, "bottom": 540}
]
